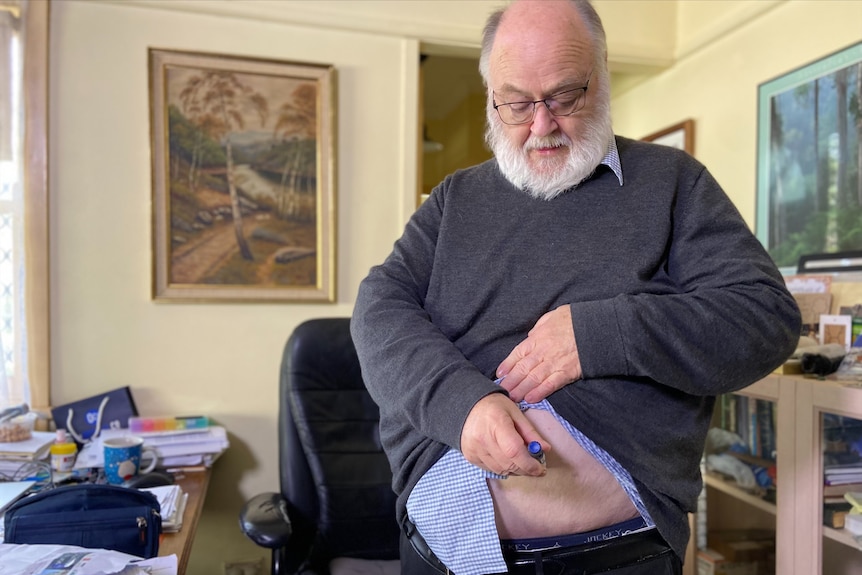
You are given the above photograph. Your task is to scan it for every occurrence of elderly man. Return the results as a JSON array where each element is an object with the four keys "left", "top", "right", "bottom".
[{"left": 351, "top": 1, "right": 801, "bottom": 574}]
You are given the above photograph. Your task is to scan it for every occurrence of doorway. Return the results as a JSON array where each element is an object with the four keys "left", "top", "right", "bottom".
[{"left": 418, "top": 53, "right": 492, "bottom": 205}]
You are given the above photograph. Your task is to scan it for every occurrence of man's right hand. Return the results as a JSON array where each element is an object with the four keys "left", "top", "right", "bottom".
[{"left": 460, "top": 393, "right": 550, "bottom": 477}]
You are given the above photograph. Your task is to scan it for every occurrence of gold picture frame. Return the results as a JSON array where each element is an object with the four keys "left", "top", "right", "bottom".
[
  {"left": 149, "top": 48, "right": 337, "bottom": 302},
  {"left": 641, "top": 119, "right": 695, "bottom": 156}
]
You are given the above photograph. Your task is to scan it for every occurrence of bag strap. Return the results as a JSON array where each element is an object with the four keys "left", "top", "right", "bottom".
[{"left": 66, "top": 395, "right": 111, "bottom": 444}]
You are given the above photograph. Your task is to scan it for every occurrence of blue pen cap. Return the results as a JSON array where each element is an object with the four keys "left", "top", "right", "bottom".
[{"left": 528, "top": 441, "right": 545, "bottom": 465}]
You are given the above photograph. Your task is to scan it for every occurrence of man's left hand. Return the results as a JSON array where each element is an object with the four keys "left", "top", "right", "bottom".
[{"left": 496, "top": 305, "right": 582, "bottom": 403}]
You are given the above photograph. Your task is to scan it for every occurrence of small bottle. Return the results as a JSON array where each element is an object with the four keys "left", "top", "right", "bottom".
[{"left": 50, "top": 429, "right": 78, "bottom": 474}]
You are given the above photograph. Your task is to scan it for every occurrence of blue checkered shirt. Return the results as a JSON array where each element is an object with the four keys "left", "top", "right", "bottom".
[
  {"left": 405, "top": 142, "right": 653, "bottom": 575},
  {"left": 406, "top": 398, "right": 655, "bottom": 575}
]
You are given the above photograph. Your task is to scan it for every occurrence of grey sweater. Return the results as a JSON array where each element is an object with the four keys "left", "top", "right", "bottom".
[{"left": 351, "top": 136, "right": 801, "bottom": 560}]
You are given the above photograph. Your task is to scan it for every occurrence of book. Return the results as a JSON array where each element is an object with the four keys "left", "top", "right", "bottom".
[
  {"left": 735, "top": 396, "right": 750, "bottom": 450},
  {"left": 748, "top": 398, "right": 759, "bottom": 457},
  {"left": 773, "top": 359, "right": 802, "bottom": 375},
  {"left": 825, "top": 463, "right": 862, "bottom": 474},
  {"left": 824, "top": 482, "right": 862, "bottom": 497},
  {"left": 756, "top": 400, "right": 776, "bottom": 460},
  {"left": 846, "top": 514, "right": 862, "bottom": 536},
  {"left": 0, "top": 430, "right": 56, "bottom": 461},
  {"left": 726, "top": 394, "right": 737, "bottom": 433},
  {"left": 825, "top": 473, "right": 862, "bottom": 485},
  {"left": 824, "top": 501, "right": 853, "bottom": 528},
  {"left": 844, "top": 491, "right": 862, "bottom": 512}
]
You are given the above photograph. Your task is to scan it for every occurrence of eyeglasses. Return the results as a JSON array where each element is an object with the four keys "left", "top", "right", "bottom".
[{"left": 492, "top": 78, "right": 591, "bottom": 126}]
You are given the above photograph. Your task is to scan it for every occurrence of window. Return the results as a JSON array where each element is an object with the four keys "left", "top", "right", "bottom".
[{"left": 0, "top": 0, "right": 49, "bottom": 411}]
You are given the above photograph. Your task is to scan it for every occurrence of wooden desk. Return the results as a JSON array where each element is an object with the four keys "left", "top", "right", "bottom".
[{"left": 159, "top": 468, "right": 211, "bottom": 573}]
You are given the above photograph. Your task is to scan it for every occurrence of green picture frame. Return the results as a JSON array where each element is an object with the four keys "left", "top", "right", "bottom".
[{"left": 756, "top": 41, "right": 862, "bottom": 273}]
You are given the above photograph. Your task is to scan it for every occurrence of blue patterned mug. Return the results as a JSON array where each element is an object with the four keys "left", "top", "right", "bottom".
[{"left": 103, "top": 436, "right": 158, "bottom": 485}]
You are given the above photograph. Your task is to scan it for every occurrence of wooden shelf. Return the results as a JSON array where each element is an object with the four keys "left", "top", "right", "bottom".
[
  {"left": 696, "top": 374, "right": 862, "bottom": 573},
  {"left": 704, "top": 472, "right": 777, "bottom": 515},
  {"left": 737, "top": 376, "right": 781, "bottom": 402},
  {"left": 823, "top": 525, "right": 861, "bottom": 549}
]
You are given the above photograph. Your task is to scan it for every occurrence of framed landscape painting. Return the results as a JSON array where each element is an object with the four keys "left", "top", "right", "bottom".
[
  {"left": 149, "top": 49, "right": 336, "bottom": 302},
  {"left": 756, "top": 41, "right": 862, "bottom": 273}
]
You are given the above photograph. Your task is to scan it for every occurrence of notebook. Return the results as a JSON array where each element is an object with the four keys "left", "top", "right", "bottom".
[{"left": 0, "top": 480, "right": 35, "bottom": 514}]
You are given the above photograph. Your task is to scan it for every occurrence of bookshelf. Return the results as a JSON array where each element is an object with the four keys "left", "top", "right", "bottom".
[
  {"left": 704, "top": 473, "right": 777, "bottom": 515},
  {"left": 694, "top": 375, "right": 793, "bottom": 575},
  {"left": 690, "top": 374, "right": 862, "bottom": 575},
  {"left": 794, "top": 375, "right": 862, "bottom": 574}
]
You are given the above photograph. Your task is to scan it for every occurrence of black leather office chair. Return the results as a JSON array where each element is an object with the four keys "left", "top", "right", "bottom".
[{"left": 239, "top": 318, "right": 401, "bottom": 575}]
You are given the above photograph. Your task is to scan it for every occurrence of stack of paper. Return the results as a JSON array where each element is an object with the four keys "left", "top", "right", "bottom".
[
  {"left": 141, "top": 485, "right": 187, "bottom": 533},
  {"left": 0, "top": 480, "right": 35, "bottom": 515},
  {"left": 0, "top": 431, "right": 55, "bottom": 479},
  {"left": 138, "top": 426, "right": 229, "bottom": 468},
  {"left": 74, "top": 426, "right": 229, "bottom": 470}
]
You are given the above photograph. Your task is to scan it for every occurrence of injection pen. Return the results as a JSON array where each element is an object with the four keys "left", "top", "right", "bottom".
[{"left": 528, "top": 441, "right": 546, "bottom": 466}]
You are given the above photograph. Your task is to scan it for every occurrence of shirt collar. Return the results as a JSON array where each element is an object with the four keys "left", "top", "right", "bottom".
[{"left": 601, "top": 136, "right": 624, "bottom": 186}]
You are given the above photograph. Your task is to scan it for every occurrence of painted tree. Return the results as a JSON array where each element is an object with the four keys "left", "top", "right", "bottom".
[
  {"left": 769, "top": 100, "right": 785, "bottom": 251},
  {"left": 179, "top": 71, "right": 268, "bottom": 260},
  {"left": 837, "top": 67, "right": 849, "bottom": 210},
  {"left": 273, "top": 83, "right": 317, "bottom": 219},
  {"left": 178, "top": 76, "right": 208, "bottom": 193},
  {"left": 856, "top": 63, "right": 862, "bottom": 206}
]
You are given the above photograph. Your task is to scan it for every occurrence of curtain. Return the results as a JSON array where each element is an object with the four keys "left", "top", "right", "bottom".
[
  {"left": 0, "top": 0, "right": 27, "bottom": 408},
  {"left": 0, "top": 0, "right": 47, "bottom": 412}
]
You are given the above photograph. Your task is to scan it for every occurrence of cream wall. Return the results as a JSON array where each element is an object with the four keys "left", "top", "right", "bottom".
[
  {"left": 48, "top": 0, "right": 861, "bottom": 573},
  {"left": 48, "top": 2, "right": 680, "bottom": 572},
  {"left": 50, "top": 1, "right": 411, "bottom": 572},
  {"left": 611, "top": 0, "right": 862, "bottom": 229}
]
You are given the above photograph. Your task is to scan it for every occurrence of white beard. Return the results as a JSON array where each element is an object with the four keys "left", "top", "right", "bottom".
[{"left": 485, "top": 91, "right": 614, "bottom": 201}]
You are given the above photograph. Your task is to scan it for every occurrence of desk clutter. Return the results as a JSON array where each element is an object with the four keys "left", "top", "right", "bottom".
[
  {"left": 74, "top": 423, "right": 229, "bottom": 471},
  {"left": 3, "top": 484, "right": 162, "bottom": 558},
  {"left": 0, "top": 385, "right": 227, "bottom": 570},
  {"left": 0, "top": 386, "right": 230, "bottom": 481},
  {"left": 0, "top": 430, "right": 56, "bottom": 482},
  {"left": 143, "top": 484, "right": 187, "bottom": 533},
  {"left": 0, "top": 543, "right": 177, "bottom": 575}
]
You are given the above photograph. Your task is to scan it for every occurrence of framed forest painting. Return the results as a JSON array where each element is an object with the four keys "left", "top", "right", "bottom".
[
  {"left": 149, "top": 49, "right": 336, "bottom": 302},
  {"left": 756, "top": 42, "right": 862, "bottom": 273}
]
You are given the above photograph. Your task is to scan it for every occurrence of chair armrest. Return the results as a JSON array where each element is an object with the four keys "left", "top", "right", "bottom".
[{"left": 239, "top": 492, "right": 293, "bottom": 549}]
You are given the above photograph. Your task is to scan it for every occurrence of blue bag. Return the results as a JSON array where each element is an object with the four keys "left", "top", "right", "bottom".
[
  {"left": 3, "top": 484, "right": 162, "bottom": 558},
  {"left": 50, "top": 387, "right": 138, "bottom": 443}
]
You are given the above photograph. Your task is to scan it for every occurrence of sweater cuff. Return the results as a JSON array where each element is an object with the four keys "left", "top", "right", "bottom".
[
  {"left": 570, "top": 299, "right": 629, "bottom": 378},
  {"left": 429, "top": 374, "right": 505, "bottom": 450}
]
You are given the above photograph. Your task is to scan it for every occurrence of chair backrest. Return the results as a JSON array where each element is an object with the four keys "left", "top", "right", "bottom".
[{"left": 278, "top": 318, "right": 400, "bottom": 572}]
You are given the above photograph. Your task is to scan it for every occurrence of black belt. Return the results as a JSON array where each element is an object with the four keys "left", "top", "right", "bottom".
[
  {"left": 404, "top": 517, "right": 452, "bottom": 573},
  {"left": 404, "top": 518, "right": 674, "bottom": 575}
]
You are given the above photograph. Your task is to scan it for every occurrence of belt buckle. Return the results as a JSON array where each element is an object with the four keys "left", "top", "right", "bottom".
[{"left": 510, "top": 554, "right": 568, "bottom": 575}]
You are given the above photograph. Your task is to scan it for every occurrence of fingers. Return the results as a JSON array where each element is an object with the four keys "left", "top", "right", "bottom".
[
  {"left": 505, "top": 368, "right": 571, "bottom": 404},
  {"left": 461, "top": 394, "right": 550, "bottom": 477},
  {"left": 496, "top": 306, "right": 582, "bottom": 402},
  {"left": 495, "top": 335, "right": 532, "bottom": 380}
]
